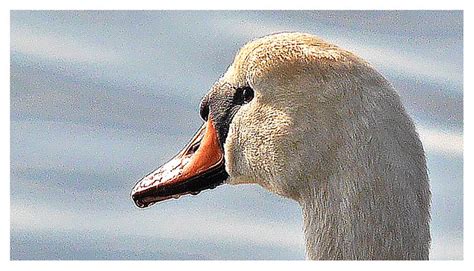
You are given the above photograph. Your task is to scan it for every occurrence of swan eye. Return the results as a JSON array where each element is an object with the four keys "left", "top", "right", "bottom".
[{"left": 241, "top": 86, "right": 254, "bottom": 104}]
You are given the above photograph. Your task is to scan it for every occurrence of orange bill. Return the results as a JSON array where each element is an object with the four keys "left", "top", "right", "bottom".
[{"left": 131, "top": 118, "right": 228, "bottom": 208}]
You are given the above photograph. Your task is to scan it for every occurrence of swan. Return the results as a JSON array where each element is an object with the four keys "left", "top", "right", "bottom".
[{"left": 131, "top": 32, "right": 431, "bottom": 260}]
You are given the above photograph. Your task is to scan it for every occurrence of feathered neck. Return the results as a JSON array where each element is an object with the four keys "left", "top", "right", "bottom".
[{"left": 298, "top": 85, "right": 431, "bottom": 260}]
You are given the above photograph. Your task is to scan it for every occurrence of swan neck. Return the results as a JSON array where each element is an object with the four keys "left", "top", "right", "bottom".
[{"left": 299, "top": 153, "right": 430, "bottom": 260}]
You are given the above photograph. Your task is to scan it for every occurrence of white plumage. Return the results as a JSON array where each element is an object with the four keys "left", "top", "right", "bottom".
[{"left": 219, "top": 32, "right": 431, "bottom": 260}]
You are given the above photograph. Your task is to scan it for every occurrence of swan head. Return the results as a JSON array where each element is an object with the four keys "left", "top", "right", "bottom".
[
  {"left": 219, "top": 32, "right": 378, "bottom": 201},
  {"left": 132, "top": 32, "right": 395, "bottom": 205},
  {"left": 131, "top": 32, "right": 431, "bottom": 260}
]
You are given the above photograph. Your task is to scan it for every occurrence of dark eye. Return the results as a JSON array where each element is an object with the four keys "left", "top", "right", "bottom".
[{"left": 241, "top": 86, "right": 254, "bottom": 104}]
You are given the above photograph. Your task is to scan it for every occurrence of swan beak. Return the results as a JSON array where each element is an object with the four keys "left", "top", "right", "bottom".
[{"left": 131, "top": 118, "right": 227, "bottom": 208}]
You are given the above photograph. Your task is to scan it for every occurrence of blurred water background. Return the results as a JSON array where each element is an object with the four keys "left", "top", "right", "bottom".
[{"left": 10, "top": 10, "right": 463, "bottom": 260}]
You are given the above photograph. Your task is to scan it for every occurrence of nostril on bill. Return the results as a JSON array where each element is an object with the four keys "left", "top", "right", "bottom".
[{"left": 188, "top": 141, "right": 200, "bottom": 154}]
